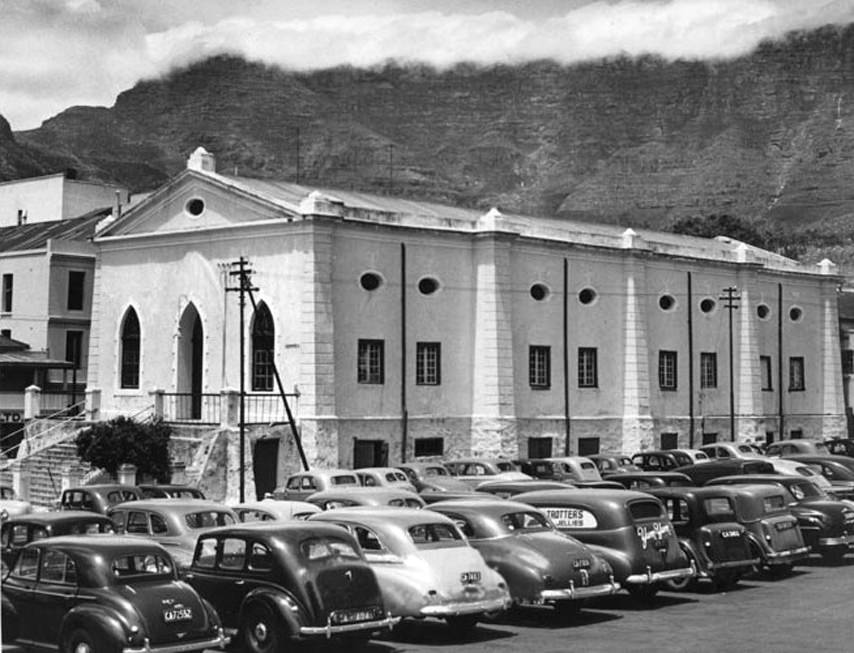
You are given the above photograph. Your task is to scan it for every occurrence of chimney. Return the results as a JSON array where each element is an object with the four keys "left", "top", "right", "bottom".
[
  {"left": 187, "top": 147, "right": 216, "bottom": 173},
  {"left": 113, "top": 191, "right": 122, "bottom": 220},
  {"left": 16, "top": 209, "right": 26, "bottom": 226}
]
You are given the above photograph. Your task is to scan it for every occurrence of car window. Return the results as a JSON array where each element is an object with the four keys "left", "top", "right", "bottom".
[
  {"left": 249, "top": 542, "right": 273, "bottom": 570},
  {"left": 542, "top": 506, "right": 598, "bottom": 529},
  {"left": 301, "top": 477, "right": 316, "bottom": 491},
  {"left": 300, "top": 536, "right": 361, "bottom": 561},
  {"left": 737, "top": 445, "right": 754, "bottom": 454},
  {"left": 221, "top": 538, "right": 246, "bottom": 570},
  {"left": 718, "top": 448, "right": 731, "bottom": 458},
  {"left": 71, "top": 521, "right": 113, "bottom": 535},
  {"left": 704, "top": 497, "right": 735, "bottom": 518},
  {"left": 496, "top": 462, "right": 515, "bottom": 472},
  {"left": 408, "top": 523, "right": 464, "bottom": 548},
  {"left": 665, "top": 499, "right": 690, "bottom": 525},
  {"left": 673, "top": 453, "right": 690, "bottom": 466},
  {"left": 426, "top": 466, "right": 448, "bottom": 477},
  {"left": 362, "top": 475, "right": 377, "bottom": 487},
  {"left": 501, "top": 511, "right": 551, "bottom": 531},
  {"left": 763, "top": 495, "right": 785, "bottom": 512},
  {"left": 580, "top": 462, "right": 596, "bottom": 471},
  {"left": 788, "top": 481, "right": 822, "bottom": 500},
  {"left": 185, "top": 511, "right": 235, "bottom": 529},
  {"left": 40, "top": 550, "right": 77, "bottom": 585},
  {"left": 353, "top": 526, "right": 386, "bottom": 551},
  {"left": 195, "top": 538, "right": 217, "bottom": 568},
  {"left": 332, "top": 475, "right": 358, "bottom": 486},
  {"left": 695, "top": 452, "right": 709, "bottom": 460},
  {"left": 150, "top": 513, "right": 169, "bottom": 535},
  {"left": 628, "top": 500, "right": 664, "bottom": 520},
  {"left": 107, "top": 491, "right": 129, "bottom": 505},
  {"left": 287, "top": 476, "right": 301, "bottom": 490},
  {"left": 647, "top": 457, "right": 661, "bottom": 469},
  {"left": 126, "top": 512, "right": 150, "bottom": 534},
  {"left": 404, "top": 499, "right": 423, "bottom": 509},
  {"left": 109, "top": 510, "right": 126, "bottom": 531},
  {"left": 9, "top": 524, "right": 29, "bottom": 545},
  {"left": 384, "top": 473, "right": 397, "bottom": 482},
  {"left": 112, "top": 553, "right": 173, "bottom": 578},
  {"left": 12, "top": 548, "right": 39, "bottom": 579},
  {"left": 443, "top": 514, "right": 476, "bottom": 538},
  {"left": 814, "top": 443, "right": 829, "bottom": 453}
]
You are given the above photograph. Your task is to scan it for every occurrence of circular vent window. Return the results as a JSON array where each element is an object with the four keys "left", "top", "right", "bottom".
[
  {"left": 757, "top": 304, "right": 770, "bottom": 320},
  {"left": 185, "top": 198, "right": 205, "bottom": 217},
  {"left": 530, "top": 284, "right": 549, "bottom": 301},
  {"left": 700, "top": 298, "right": 716, "bottom": 314},
  {"left": 659, "top": 295, "right": 676, "bottom": 311},
  {"left": 578, "top": 288, "right": 597, "bottom": 305},
  {"left": 360, "top": 272, "right": 382, "bottom": 291},
  {"left": 789, "top": 306, "right": 803, "bottom": 322},
  {"left": 418, "top": 277, "right": 440, "bottom": 295}
]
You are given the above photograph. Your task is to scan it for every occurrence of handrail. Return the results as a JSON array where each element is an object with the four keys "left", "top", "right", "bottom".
[{"left": 0, "top": 399, "right": 90, "bottom": 469}]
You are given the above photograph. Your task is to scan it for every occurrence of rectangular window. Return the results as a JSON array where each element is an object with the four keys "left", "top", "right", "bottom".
[
  {"left": 844, "top": 351, "right": 854, "bottom": 376},
  {"left": 577, "top": 347, "right": 598, "bottom": 388},
  {"left": 577, "top": 437, "right": 600, "bottom": 456},
  {"left": 702, "top": 432, "right": 718, "bottom": 445},
  {"left": 1, "top": 274, "right": 11, "bottom": 312},
  {"left": 700, "top": 352, "right": 717, "bottom": 389},
  {"left": 415, "top": 342, "right": 441, "bottom": 385},
  {"left": 67, "top": 271, "right": 85, "bottom": 310},
  {"left": 252, "top": 349, "right": 274, "bottom": 391},
  {"left": 65, "top": 331, "right": 83, "bottom": 369},
  {"left": 357, "top": 339, "right": 384, "bottom": 384},
  {"left": 414, "top": 437, "right": 444, "bottom": 457},
  {"left": 660, "top": 432, "right": 679, "bottom": 450},
  {"left": 529, "top": 345, "right": 551, "bottom": 389},
  {"left": 527, "top": 437, "right": 553, "bottom": 459},
  {"left": 760, "top": 355, "right": 773, "bottom": 390},
  {"left": 790, "top": 429, "right": 804, "bottom": 439},
  {"left": 789, "top": 356, "right": 805, "bottom": 391},
  {"left": 659, "top": 350, "right": 677, "bottom": 390}
]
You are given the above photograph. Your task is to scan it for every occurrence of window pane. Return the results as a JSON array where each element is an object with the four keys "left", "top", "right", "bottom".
[
  {"left": 357, "top": 340, "right": 385, "bottom": 384},
  {"left": 120, "top": 308, "right": 140, "bottom": 388},
  {"left": 2, "top": 273, "right": 12, "bottom": 313},
  {"left": 67, "top": 271, "right": 85, "bottom": 310},
  {"left": 659, "top": 351, "right": 677, "bottom": 390},
  {"left": 530, "top": 346, "right": 551, "bottom": 388},
  {"left": 577, "top": 347, "right": 597, "bottom": 387},
  {"left": 760, "top": 355, "right": 773, "bottom": 390},
  {"left": 789, "top": 357, "right": 805, "bottom": 391},
  {"left": 700, "top": 352, "right": 717, "bottom": 388},
  {"left": 416, "top": 342, "right": 441, "bottom": 385},
  {"left": 252, "top": 304, "right": 275, "bottom": 391}
]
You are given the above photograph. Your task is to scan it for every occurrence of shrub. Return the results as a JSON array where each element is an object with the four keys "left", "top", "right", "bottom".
[{"left": 76, "top": 417, "right": 172, "bottom": 483}]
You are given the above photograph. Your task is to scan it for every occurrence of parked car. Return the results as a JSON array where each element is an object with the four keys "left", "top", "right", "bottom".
[
  {"left": 419, "top": 490, "right": 500, "bottom": 504},
  {"left": 699, "top": 443, "right": 766, "bottom": 460},
  {"left": 444, "top": 458, "right": 530, "bottom": 488},
  {"left": 0, "top": 498, "right": 32, "bottom": 523},
  {"left": 268, "top": 469, "right": 361, "bottom": 502},
  {"left": 355, "top": 467, "right": 417, "bottom": 492},
  {"left": 1, "top": 510, "right": 115, "bottom": 572},
  {"left": 396, "top": 462, "right": 471, "bottom": 493},
  {"left": 630, "top": 451, "right": 682, "bottom": 471},
  {"left": 765, "top": 439, "right": 830, "bottom": 457},
  {"left": 765, "top": 458, "right": 835, "bottom": 491},
  {"left": 675, "top": 459, "right": 775, "bottom": 486},
  {"left": 310, "top": 507, "right": 512, "bottom": 630},
  {"left": 706, "top": 474, "right": 854, "bottom": 563},
  {"left": 108, "top": 499, "right": 238, "bottom": 568},
  {"left": 644, "top": 487, "right": 759, "bottom": 590},
  {"left": 231, "top": 500, "right": 321, "bottom": 522},
  {"left": 824, "top": 438, "right": 854, "bottom": 457},
  {"left": 139, "top": 484, "right": 207, "bottom": 500},
  {"left": 0, "top": 485, "right": 16, "bottom": 500},
  {"left": 475, "top": 479, "right": 576, "bottom": 499},
  {"left": 607, "top": 471, "right": 694, "bottom": 490},
  {"left": 1, "top": 535, "right": 228, "bottom": 652},
  {"left": 513, "top": 489, "right": 693, "bottom": 600},
  {"left": 670, "top": 449, "right": 712, "bottom": 465},
  {"left": 517, "top": 457, "right": 603, "bottom": 485},
  {"left": 306, "top": 486, "right": 426, "bottom": 510},
  {"left": 587, "top": 454, "right": 642, "bottom": 476},
  {"left": 783, "top": 454, "right": 854, "bottom": 500},
  {"left": 184, "top": 521, "right": 398, "bottom": 650},
  {"left": 428, "top": 499, "right": 618, "bottom": 616},
  {"left": 59, "top": 483, "right": 143, "bottom": 514}
]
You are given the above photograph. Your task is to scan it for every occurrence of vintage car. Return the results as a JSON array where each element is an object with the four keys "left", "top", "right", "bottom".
[
  {"left": 513, "top": 489, "right": 693, "bottom": 600},
  {"left": 443, "top": 458, "right": 530, "bottom": 488},
  {"left": 766, "top": 439, "right": 830, "bottom": 457},
  {"left": 1, "top": 510, "right": 115, "bottom": 572},
  {"left": 674, "top": 459, "right": 775, "bottom": 486},
  {"left": 1, "top": 535, "right": 228, "bottom": 652},
  {"left": 475, "top": 479, "right": 576, "bottom": 499},
  {"left": 0, "top": 497, "right": 33, "bottom": 523},
  {"left": 671, "top": 449, "right": 712, "bottom": 464},
  {"left": 396, "top": 462, "right": 471, "bottom": 493},
  {"left": 765, "top": 458, "right": 835, "bottom": 490},
  {"left": 783, "top": 454, "right": 854, "bottom": 500},
  {"left": 267, "top": 468, "right": 361, "bottom": 502},
  {"left": 707, "top": 474, "right": 854, "bottom": 563},
  {"left": 644, "top": 487, "right": 759, "bottom": 590},
  {"left": 428, "top": 499, "right": 618, "bottom": 615},
  {"left": 419, "top": 490, "right": 499, "bottom": 504},
  {"left": 310, "top": 507, "right": 512, "bottom": 630},
  {"left": 825, "top": 438, "right": 854, "bottom": 457},
  {"left": 306, "top": 486, "right": 426, "bottom": 510},
  {"left": 699, "top": 442, "right": 765, "bottom": 460},
  {"left": 59, "top": 483, "right": 143, "bottom": 514},
  {"left": 107, "top": 499, "right": 238, "bottom": 568},
  {"left": 355, "top": 467, "right": 417, "bottom": 492},
  {"left": 607, "top": 471, "right": 694, "bottom": 490},
  {"left": 517, "top": 457, "right": 603, "bottom": 486},
  {"left": 184, "top": 521, "right": 398, "bottom": 650},
  {"left": 232, "top": 500, "right": 321, "bottom": 522},
  {"left": 0, "top": 485, "right": 16, "bottom": 500},
  {"left": 586, "top": 454, "right": 642, "bottom": 476},
  {"left": 139, "top": 484, "right": 207, "bottom": 500}
]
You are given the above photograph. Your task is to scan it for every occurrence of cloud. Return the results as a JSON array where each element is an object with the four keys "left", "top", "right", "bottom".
[{"left": 1, "top": 0, "right": 853, "bottom": 130}]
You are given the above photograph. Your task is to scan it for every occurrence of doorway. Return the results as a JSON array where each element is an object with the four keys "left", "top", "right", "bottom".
[
  {"left": 353, "top": 439, "right": 388, "bottom": 468},
  {"left": 253, "top": 437, "right": 279, "bottom": 500},
  {"left": 177, "top": 304, "right": 203, "bottom": 419}
]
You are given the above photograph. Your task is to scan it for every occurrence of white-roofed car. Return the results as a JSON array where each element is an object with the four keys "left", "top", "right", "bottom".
[
  {"left": 231, "top": 500, "right": 321, "bottom": 522},
  {"left": 356, "top": 467, "right": 417, "bottom": 492},
  {"left": 267, "top": 469, "right": 361, "bottom": 502}
]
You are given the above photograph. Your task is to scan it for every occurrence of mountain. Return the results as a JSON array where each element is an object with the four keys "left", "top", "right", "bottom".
[{"left": 9, "top": 24, "right": 854, "bottom": 268}]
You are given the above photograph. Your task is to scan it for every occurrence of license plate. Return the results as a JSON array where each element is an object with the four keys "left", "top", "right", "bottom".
[
  {"left": 776, "top": 521, "right": 795, "bottom": 531},
  {"left": 460, "top": 571, "right": 482, "bottom": 584},
  {"left": 333, "top": 608, "right": 379, "bottom": 624},
  {"left": 720, "top": 529, "right": 741, "bottom": 539},
  {"left": 163, "top": 607, "right": 193, "bottom": 623},
  {"left": 572, "top": 558, "right": 591, "bottom": 569}
]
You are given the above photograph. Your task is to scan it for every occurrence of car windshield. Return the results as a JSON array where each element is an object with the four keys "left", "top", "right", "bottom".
[
  {"left": 787, "top": 481, "right": 825, "bottom": 500},
  {"left": 408, "top": 523, "right": 466, "bottom": 548},
  {"left": 331, "top": 475, "right": 358, "bottom": 486},
  {"left": 501, "top": 511, "right": 551, "bottom": 532},
  {"left": 300, "top": 536, "right": 361, "bottom": 562},
  {"left": 112, "top": 553, "right": 174, "bottom": 580},
  {"left": 424, "top": 467, "right": 448, "bottom": 477},
  {"left": 184, "top": 511, "right": 235, "bottom": 529}
]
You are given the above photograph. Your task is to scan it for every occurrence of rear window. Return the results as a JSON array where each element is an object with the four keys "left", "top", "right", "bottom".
[
  {"left": 408, "top": 523, "right": 465, "bottom": 548},
  {"left": 619, "top": 457, "right": 634, "bottom": 466},
  {"left": 763, "top": 495, "right": 786, "bottom": 512},
  {"left": 737, "top": 445, "right": 754, "bottom": 454},
  {"left": 501, "top": 511, "right": 551, "bottom": 531},
  {"left": 543, "top": 507, "right": 598, "bottom": 529},
  {"left": 814, "top": 442, "right": 829, "bottom": 453},
  {"left": 496, "top": 462, "right": 515, "bottom": 472},
  {"left": 695, "top": 452, "right": 709, "bottom": 460},
  {"left": 580, "top": 462, "right": 596, "bottom": 470},
  {"left": 107, "top": 490, "right": 138, "bottom": 505},
  {"left": 184, "top": 511, "right": 235, "bottom": 530},
  {"left": 331, "top": 475, "right": 358, "bottom": 486},
  {"left": 300, "top": 536, "right": 361, "bottom": 561},
  {"left": 111, "top": 553, "right": 174, "bottom": 579},
  {"left": 425, "top": 467, "right": 448, "bottom": 477},
  {"left": 628, "top": 501, "right": 664, "bottom": 520},
  {"left": 788, "top": 481, "right": 822, "bottom": 500},
  {"left": 70, "top": 520, "right": 114, "bottom": 535},
  {"left": 704, "top": 497, "right": 735, "bottom": 517}
]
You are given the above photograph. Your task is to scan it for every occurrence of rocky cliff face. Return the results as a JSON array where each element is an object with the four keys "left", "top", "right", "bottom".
[{"left": 10, "top": 24, "right": 854, "bottom": 266}]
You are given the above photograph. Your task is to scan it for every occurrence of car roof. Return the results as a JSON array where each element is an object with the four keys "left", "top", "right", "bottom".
[
  {"left": 513, "top": 488, "right": 654, "bottom": 507},
  {"left": 709, "top": 474, "right": 807, "bottom": 485},
  {"left": 608, "top": 471, "right": 692, "bottom": 479},
  {"left": 3, "top": 511, "right": 113, "bottom": 526},
  {"left": 427, "top": 498, "right": 537, "bottom": 516},
  {"left": 311, "top": 506, "right": 454, "bottom": 528},
  {"left": 232, "top": 500, "right": 319, "bottom": 514},
  {"left": 109, "top": 499, "right": 232, "bottom": 512},
  {"left": 646, "top": 485, "right": 744, "bottom": 500},
  {"left": 27, "top": 534, "right": 167, "bottom": 553},
  {"left": 309, "top": 486, "right": 418, "bottom": 498},
  {"left": 289, "top": 468, "right": 358, "bottom": 477},
  {"left": 784, "top": 454, "right": 853, "bottom": 464},
  {"left": 200, "top": 520, "right": 353, "bottom": 540},
  {"left": 356, "top": 467, "right": 408, "bottom": 475},
  {"left": 64, "top": 484, "right": 140, "bottom": 492}
]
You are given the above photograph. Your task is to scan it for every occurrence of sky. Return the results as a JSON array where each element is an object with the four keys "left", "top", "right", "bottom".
[{"left": 2, "top": 0, "right": 854, "bottom": 130}]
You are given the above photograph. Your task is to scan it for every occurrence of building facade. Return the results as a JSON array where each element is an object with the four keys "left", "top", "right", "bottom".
[{"left": 87, "top": 149, "right": 847, "bottom": 487}]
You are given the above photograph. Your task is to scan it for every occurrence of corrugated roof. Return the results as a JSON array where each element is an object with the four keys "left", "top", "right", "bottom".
[
  {"left": 0, "top": 207, "right": 109, "bottom": 253},
  {"left": 0, "top": 351, "right": 73, "bottom": 368}
]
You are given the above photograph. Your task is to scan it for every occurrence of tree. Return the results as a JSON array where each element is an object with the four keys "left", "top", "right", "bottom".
[{"left": 76, "top": 417, "right": 172, "bottom": 482}]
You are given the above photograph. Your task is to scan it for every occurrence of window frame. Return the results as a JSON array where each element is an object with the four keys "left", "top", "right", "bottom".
[
  {"left": 251, "top": 303, "right": 275, "bottom": 392},
  {"left": 65, "top": 330, "right": 84, "bottom": 370},
  {"left": 760, "top": 355, "right": 773, "bottom": 391},
  {"left": 415, "top": 341, "right": 441, "bottom": 386},
  {"left": 577, "top": 347, "right": 598, "bottom": 388},
  {"left": 788, "top": 356, "right": 805, "bottom": 392},
  {"left": 529, "top": 345, "right": 552, "bottom": 389},
  {"left": 659, "top": 350, "right": 678, "bottom": 391},
  {"left": 1, "top": 273, "right": 12, "bottom": 313},
  {"left": 67, "top": 270, "right": 85, "bottom": 311},
  {"left": 120, "top": 308, "right": 141, "bottom": 389},
  {"left": 699, "top": 352, "right": 717, "bottom": 389},
  {"left": 357, "top": 339, "right": 385, "bottom": 385}
]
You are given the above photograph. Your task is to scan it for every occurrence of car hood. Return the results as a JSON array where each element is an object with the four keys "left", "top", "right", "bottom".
[{"left": 116, "top": 579, "right": 214, "bottom": 645}]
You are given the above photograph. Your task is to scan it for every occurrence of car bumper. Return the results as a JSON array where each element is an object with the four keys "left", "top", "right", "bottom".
[
  {"left": 539, "top": 577, "right": 620, "bottom": 601},
  {"left": 419, "top": 595, "right": 512, "bottom": 617},
  {"left": 124, "top": 630, "right": 229, "bottom": 653},
  {"left": 624, "top": 565, "right": 695, "bottom": 585},
  {"left": 765, "top": 545, "right": 811, "bottom": 563},
  {"left": 300, "top": 614, "right": 400, "bottom": 639},
  {"left": 818, "top": 534, "right": 854, "bottom": 547}
]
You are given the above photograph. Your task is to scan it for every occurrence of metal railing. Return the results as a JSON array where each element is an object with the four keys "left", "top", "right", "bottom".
[
  {"left": 161, "top": 393, "right": 221, "bottom": 424},
  {"left": 39, "top": 391, "right": 86, "bottom": 418},
  {"left": 244, "top": 393, "right": 299, "bottom": 424}
]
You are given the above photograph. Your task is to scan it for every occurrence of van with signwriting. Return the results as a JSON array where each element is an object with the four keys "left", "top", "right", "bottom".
[{"left": 514, "top": 489, "right": 694, "bottom": 601}]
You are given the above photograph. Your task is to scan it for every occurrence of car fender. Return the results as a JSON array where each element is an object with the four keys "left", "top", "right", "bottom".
[
  {"left": 60, "top": 604, "right": 129, "bottom": 648},
  {"left": 742, "top": 531, "right": 769, "bottom": 561},
  {"left": 676, "top": 538, "right": 705, "bottom": 572},
  {"left": 239, "top": 586, "right": 304, "bottom": 637},
  {"left": 2, "top": 593, "right": 19, "bottom": 641},
  {"left": 583, "top": 543, "right": 632, "bottom": 582}
]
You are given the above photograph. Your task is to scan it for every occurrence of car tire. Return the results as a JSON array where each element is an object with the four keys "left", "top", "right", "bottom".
[
  {"left": 445, "top": 614, "right": 479, "bottom": 634},
  {"left": 243, "top": 602, "right": 287, "bottom": 653},
  {"left": 626, "top": 583, "right": 660, "bottom": 602},
  {"left": 63, "top": 627, "right": 116, "bottom": 653}
]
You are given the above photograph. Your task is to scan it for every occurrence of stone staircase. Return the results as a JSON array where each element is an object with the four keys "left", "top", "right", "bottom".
[{"left": 16, "top": 439, "right": 95, "bottom": 508}]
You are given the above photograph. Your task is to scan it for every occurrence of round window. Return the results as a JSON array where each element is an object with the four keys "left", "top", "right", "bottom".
[
  {"left": 700, "top": 298, "right": 716, "bottom": 314},
  {"left": 530, "top": 283, "right": 549, "bottom": 301},
  {"left": 418, "top": 277, "right": 440, "bottom": 295},
  {"left": 757, "top": 304, "right": 770, "bottom": 320},
  {"left": 359, "top": 272, "right": 382, "bottom": 291},
  {"left": 185, "top": 198, "right": 205, "bottom": 217},
  {"left": 578, "top": 288, "right": 597, "bottom": 305},
  {"left": 659, "top": 294, "right": 676, "bottom": 311},
  {"left": 789, "top": 306, "right": 803, "bottom": 322}
]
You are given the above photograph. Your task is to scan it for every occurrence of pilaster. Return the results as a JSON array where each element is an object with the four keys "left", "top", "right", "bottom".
[
  {"left": 821, "top": 282, "right": 847, "bottom": 437},
  {"left": 736, "top": 278, "right": 764, "bottom": 441},
  {"left": 621, "top": 253, "right": 654, "bottom": 451}
]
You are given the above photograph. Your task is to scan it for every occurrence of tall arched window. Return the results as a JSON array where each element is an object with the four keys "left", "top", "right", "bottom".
[
  {"left": 120, "top": 308, "right": 140, "bottom": 389},
  {"left": 252, "top": 303, "right": 274, "bottom": 391}
]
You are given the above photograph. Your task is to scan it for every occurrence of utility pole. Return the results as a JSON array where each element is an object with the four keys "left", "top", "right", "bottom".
[
  {"left": 226, "top": 257, "right": 258, "bottom": 502},
  {"left": 720, "top": 286, "right": 741, "bottom": 442}
]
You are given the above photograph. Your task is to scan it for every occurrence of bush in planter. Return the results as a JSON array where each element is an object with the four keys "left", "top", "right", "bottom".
[{"left": 75, "top": 416, "right": 172, "bottom": 483}]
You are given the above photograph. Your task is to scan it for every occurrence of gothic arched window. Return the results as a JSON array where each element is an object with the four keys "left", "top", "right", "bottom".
[
  {"left": 252, "top": 303, "right": 274, "bottom": 391},
  {"left": 120, "top": 308, "right": 140, "bottom": 389}
]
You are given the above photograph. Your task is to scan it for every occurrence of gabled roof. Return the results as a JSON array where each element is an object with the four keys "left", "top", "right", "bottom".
[{"left": 0, "top": 207, "right": 109, "bottom": 253}]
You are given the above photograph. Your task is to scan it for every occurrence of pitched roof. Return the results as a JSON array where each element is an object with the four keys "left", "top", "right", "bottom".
[{"left": 0, "top": 207, "right": 110, "bottom": 253}]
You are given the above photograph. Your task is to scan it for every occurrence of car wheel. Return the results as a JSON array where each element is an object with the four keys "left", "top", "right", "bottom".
[
  {"left": 63, "top": 628, "right": 116, "bottom": 653},
  {"left": 553, "top": 600, "right": 583, "bottom": 619},
  {"left": 445, "top": 614, "right": 479, "bottom": 634},
  {"left": 243, "top": 602, "right": 287, "bottom": 653},
  {"left": 626, "top": 583, "right": 660, "bottom": 602},
  {"left": 665, "top": 573, "right": 695, "bottom": 592}
]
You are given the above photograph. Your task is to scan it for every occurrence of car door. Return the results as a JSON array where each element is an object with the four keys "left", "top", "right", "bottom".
[
  {"left": 34, "top": 548, "right": 79, "bottom": 645},
  {"left": 5, "top": 547, "right": 41, "bottom": 643}
]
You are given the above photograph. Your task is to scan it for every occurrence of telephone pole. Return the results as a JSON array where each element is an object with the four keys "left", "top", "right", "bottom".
[{"left": 720, "top": 286, "right": 741, "bottom": 442}]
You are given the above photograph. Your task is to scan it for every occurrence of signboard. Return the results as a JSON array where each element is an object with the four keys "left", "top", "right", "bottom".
[
  {"left": 0, "top": 411, "right": 23, "bottom": 423},
  {"left": 543, "top": 507, "right": 598, "bottom": 529}
]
